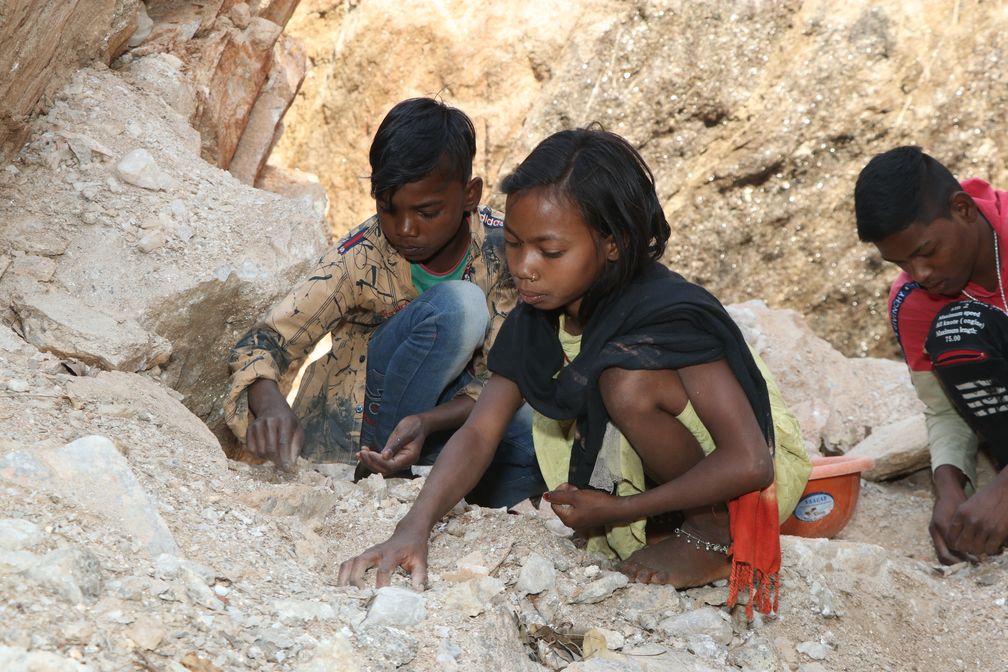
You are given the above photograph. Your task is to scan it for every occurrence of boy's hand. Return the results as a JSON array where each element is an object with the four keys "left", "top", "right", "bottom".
[
  {"left": 337, "top": 526, "right": 429, "bottom": 590},
  {"left": 357, "top": 414, "right": 427, "bottom": 475},
  {"left": 246, "top": 379, "right": 304, "bottom": 471},
  {"left": 544, "top": 483, "right": 623, "bottom": 530}
]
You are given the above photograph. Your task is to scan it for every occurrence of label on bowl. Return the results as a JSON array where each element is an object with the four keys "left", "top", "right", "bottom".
[{"left": 793, "top": 492, "right": 835, "bottom": 522}]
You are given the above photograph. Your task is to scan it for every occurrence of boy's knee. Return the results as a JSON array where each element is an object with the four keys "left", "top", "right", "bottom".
[{"left": 426, "top": 281, "right": 490, "bottom": 345}]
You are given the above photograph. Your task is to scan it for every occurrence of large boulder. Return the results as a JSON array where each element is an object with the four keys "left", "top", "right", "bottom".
[
  {"left": 0, "top": 57, "right": 327, "bottom": 455},
  {"left": 846, "top": 414, "right": 930, "bottom": 480},
  {"left": 12, "top": 290, "right": 172, "bottom": 372},
  {"left": 728, "top": 300, "right": 923, "bottom": 453}
]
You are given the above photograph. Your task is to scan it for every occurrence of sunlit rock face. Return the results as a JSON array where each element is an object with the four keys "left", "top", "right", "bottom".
[
  {"left": 0, "top": 0, "right": 142, "bottom": 163},
  {"left": 277, "top": 0, "right": 1008, "bottom": 357}
]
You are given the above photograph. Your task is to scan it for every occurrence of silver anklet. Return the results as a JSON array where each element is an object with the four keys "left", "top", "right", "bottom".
[{"left": 674, "top": 526, "right": 729, "bottom": 555}]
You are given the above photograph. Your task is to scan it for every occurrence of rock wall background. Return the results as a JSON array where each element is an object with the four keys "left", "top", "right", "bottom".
[
  {"left": 0, "top": 0, "right": 141, "bottom": 164},
  {"left": 275, "top": 0, "right": 1008, "bottom": 358}
]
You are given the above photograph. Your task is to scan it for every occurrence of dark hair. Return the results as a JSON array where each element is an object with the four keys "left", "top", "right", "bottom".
[
  {"left": 501, "top": 127, "right": 671, "bottom": 322},
  {"left": 369, "top": 97, "right": 476, "bottom": 205},
  {"left": 854, "top": 146, "right": 962, "bottom": 242}
]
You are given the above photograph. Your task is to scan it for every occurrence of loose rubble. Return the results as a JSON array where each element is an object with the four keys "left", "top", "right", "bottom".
[{"left": 1, "top": 314, "right": 1006, "bottom": 670}]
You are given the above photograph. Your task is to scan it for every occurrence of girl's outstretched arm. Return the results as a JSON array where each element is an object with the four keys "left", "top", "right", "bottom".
[{"left": 337, "top": 374, "right": 524, "bottom": 589}]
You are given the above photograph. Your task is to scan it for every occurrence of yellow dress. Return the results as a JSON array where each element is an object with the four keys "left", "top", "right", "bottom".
[{"left": 532, "top": 318, "right": 812, "bottom": 560}]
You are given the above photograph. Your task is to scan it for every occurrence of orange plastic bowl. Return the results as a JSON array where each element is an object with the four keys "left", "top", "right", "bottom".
[{"left": 780, "top": 455, "right": 875, "bottom": 539}]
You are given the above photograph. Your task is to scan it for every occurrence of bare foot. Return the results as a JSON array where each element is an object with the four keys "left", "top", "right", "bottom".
[{"left": 618, "top": 529, "right": 731, "bottom": 588}]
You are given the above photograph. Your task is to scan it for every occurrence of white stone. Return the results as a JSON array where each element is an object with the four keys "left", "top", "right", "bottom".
[
  {"left": 796, "top": 641, "right": 829, "bottom": 661},
  {"left": 436, "top": 637, "right": 462, "bottom": 669},
  {"left": 5, "top": 379, "right": 28, "bottom": 392},
  {"left": 126, "top": 615, "right": 165, "bottom": 650},
  {"left": 810, "top": 580, "right": 840, "bottom": 618},
  {"left": 727, "top": 300, "right": 923, "bottom": 452},
  {"left": 274, "top": 598, "right": 337, "bottom": 625},
  {"left": 657, "top": 607, "right": 733, "bottom": 646},
  {"left": 137, "top": 229, "right": 166, "bottom": 253},
  {"left": 783, "top": 536, "right": 891, "bottom": 580},
  {"left": 256, "top": 627, "right": 296, "bottom": 650},
  {"left": 297, "top": 635, "right": 361, "bottom": 672},
  {"left": 0, "top": 646, "right": 85, "bottom": 671},
  {"left": 175, "top": 223, "right": 194, "bottom": 241},
  {"left": 128, "top": 2, "right": 154, "bottom": 47},
  {"left": 363, "top": 586, "right": 426, "bottom": 628},
  {"left": 168, "top": 198, "right": 188, "bottom": 219},
  {"left": 153, "top": 554, "right": 215, "bottom": 583},
  {"left": 182, "top": 566, "right": 222, "bottom": 611},
  {"left": 0, "top": 519, "right": 43, "bottom": 551},
  {"left": 115, "top": 148, "right": 174, "bottom": 191},
  {"left": 570, "top": 571, "right": 629, "bottom": 604},
  {"left": 444, "top": 575, "right": 505, "bottom": 617},
  {"left": 358, "top": 473, "right": 388, "bottom": 499},
  {"left": 686, "top": 633, "right": 727, "bottom": 664},
  {"left": 0, "top": 437, "right": 179, "bottom": 557},
  {"left": 517, "top": 552, "right": 556, "bottom": 595},
  {"left": 13, "top": 291, "right": 172, "bottom": 372}
]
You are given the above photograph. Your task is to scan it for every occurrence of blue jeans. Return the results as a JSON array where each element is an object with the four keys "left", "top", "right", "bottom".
[{"left": 361, "top": 281, "right": 544, "bottom": 508}]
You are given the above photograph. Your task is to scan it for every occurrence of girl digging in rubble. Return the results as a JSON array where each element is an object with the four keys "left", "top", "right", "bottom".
[{"left": 338, "top": 127, "right": 811, "bottom": 615}]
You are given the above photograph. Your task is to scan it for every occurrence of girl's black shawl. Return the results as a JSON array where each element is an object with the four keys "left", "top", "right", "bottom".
[{"left": 487, "top": 263, "right": 774, "bottom": 487}]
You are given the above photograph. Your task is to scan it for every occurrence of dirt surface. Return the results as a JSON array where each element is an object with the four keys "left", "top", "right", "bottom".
[{"left": 1, "top": 318, "right": 1006, "bottom": 671}]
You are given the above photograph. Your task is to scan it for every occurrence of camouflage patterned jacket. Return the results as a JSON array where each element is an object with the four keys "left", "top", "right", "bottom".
[{"left": 225, "top": 205, "right": 515, "bottom": 464}]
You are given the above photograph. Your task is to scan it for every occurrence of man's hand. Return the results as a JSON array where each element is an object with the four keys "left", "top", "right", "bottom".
[
  {"left": 948, "top": 476, "right": 1008, "bottom": 558},
  {"left": 357, "top": 414, "right": 427, "bottom": 475},
  {"left": 543, "top": 483, "right": 625, "bottom": 530},
  {"left": 246, "top": 379, "right": 304, "bottom": 471},
  {"left": 337, "top": 526, "right": 429, "bottom": 590},
  {"left": 930, "top": 485, "right": 970, "bottom": 564},
  {"left": 930, "top": 464, "right": 975, "bottom": 564}
]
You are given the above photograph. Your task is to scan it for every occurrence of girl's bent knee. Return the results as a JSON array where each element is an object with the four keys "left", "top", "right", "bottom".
[{"left": 600, "top": 368, "right": 657, "bottom": 423}]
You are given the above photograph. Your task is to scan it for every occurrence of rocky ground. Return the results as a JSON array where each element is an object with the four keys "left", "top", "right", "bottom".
[{"left": 2, "top": 312, "right": 1007, "bottom": 672}]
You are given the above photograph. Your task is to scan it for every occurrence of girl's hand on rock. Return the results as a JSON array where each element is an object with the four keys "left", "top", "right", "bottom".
[{"left": 337, "top": 527, "right": 429, "bottom": 590}]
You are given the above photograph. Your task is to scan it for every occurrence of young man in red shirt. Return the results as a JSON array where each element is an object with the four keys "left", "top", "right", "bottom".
[{"left": 856, "top": 145, "right": 1008, "bottom": 563}]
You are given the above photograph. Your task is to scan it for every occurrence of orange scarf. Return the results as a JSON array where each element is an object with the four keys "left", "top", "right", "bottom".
[{"left": 726, "top": 482, "right": 780, "bottom": 618}]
